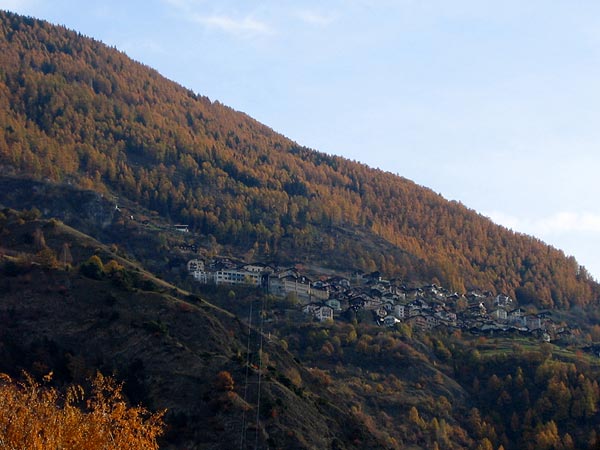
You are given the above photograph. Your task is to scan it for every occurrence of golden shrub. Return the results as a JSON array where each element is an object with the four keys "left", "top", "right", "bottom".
[{"left": 0, "top": 372, "right": 164, "bottom": 450}]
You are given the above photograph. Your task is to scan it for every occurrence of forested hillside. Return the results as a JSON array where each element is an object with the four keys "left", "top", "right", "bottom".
[
  {"left": 6, "top": 208, "right": 600, "bottom": 449},
  {"left": 0, "top": 10, "right": 598, "bottom": 308}
]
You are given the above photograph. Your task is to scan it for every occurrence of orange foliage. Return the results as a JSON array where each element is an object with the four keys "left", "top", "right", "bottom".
[
  {"left": 0, "top": 372, "right": 164, "bottom": 450},
  {"left": 214, "top": 370, "right": 235, "bottom": 392}
]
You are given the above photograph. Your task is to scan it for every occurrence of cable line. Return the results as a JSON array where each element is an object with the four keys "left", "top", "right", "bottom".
[
  {"left": 254, "top": 296, "right": 266, "bottom": 449},
  {"left": 239, "top": 301, "right": 253, "bottom": 450}
]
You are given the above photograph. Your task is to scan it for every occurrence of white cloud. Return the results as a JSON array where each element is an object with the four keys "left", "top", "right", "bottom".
[
  {"left": 159, "top": 0, "right": 273, "bottom": 38},
  {"left": 295, "top": 10, "right": 335, "bottom": 27},
  {"left": 0, "top": 0, "right": 39, "bottom": 13},
  {"left": 485, "top": 211, "right": 600, "bottom": 235},
  {"left": 161, "top": 0, "right": 200, "bottom": 9},
  {"left": 191, "top": 13, "right": 273, "bottom": 37}
]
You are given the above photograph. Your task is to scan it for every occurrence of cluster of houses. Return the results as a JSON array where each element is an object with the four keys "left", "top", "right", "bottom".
[{"left": 188, "top": 258, "right": 572, "bottom": 342}]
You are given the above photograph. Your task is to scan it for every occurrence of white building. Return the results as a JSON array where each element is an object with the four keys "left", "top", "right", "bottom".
[
  {"left": 394, "top": 304, "right": 406, "bottom": 319},
  {"left": 214, "top": 269, "right": 261, "bottom": 286}
]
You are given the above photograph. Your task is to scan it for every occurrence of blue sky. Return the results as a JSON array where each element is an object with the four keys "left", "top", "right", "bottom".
[{"left": 3, "top": 0, "right": 600, "bottom": 279}]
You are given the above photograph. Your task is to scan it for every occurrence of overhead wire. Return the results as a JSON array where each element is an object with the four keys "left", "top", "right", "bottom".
[
  {"left": 239, "top": 301, "right": 253, "bottom": 450},
  {"left": 254, "top": 296, "right": 266, "bottom": 449}
]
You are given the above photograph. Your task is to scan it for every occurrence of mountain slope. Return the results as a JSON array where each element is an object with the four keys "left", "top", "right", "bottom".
[
  {"left": 0, "top": 10, "right": 598, "bottom": 308},
  {"left": 6, "top": 206, "right": 600, "bottom": 450},
  {"left": 0, "top": 208, "right": 400, "bottom": 449}
]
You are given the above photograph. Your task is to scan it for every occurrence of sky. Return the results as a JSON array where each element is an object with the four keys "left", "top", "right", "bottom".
[{"left": 2, "top": 0, "right": 600, "bottom": 279}]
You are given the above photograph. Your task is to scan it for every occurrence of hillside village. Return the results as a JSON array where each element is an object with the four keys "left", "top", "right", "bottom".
[{"left": 187, "top": 257, "right": 574, "bottom": 343}]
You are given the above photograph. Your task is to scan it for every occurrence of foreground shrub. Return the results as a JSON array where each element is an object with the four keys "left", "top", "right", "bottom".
[{"left": 0, "top": 372, "right": 164, "bottom": 450}]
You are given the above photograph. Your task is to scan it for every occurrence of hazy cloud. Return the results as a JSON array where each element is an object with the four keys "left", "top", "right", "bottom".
[
  {"left": 159, "top": 0, "right": 273, "bottom": 38},
  {"left": 161, "top": 0, "right": 200, "bottom": 9},
  {"left": 0, "top": 0, "right": 39, "bottom": 13},
  {"left": 191, "top": 13, "right": 273, "bottom": 37},
  {"left": 295, "top": 9, "right": 336, "bottom": 27},
  {"left": 486, "top": 211, "right": 600, "bottom": 235}
]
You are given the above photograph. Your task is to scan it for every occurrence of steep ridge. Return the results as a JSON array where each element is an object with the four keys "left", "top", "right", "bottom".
[{"left": 0, "top": 9, "right": 598, "bottom": 309}]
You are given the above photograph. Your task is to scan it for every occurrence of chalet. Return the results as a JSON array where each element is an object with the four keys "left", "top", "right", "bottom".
[
  {"left": 508, "top": 308, "right": 526, "bottom": 326},
  {"left": 302, "top": 303, "right": 320, "bottom": 315},
  {"left": 494, "top": 294, "right": 513, "bottom": 307},
  {"left": 376, "top": 306, "right": 388, "bottom": 318},
  {"left": 429, "top": 301, "right": 445, "bottom": 313},
  {"left": 491, "top": 307, "right": 508, "bottom": 321},
  {"left": 208, "top": 258, "right": 238, "bottom": 270},
  {"left": 178, "top": 243, "right": 198, "bottom": 252},
  {"left": 242, "top": 263, "right": 273, "bottom": 274},
  {"left": 315, "top": 305, "right": 334, "bottom": 322},
  {"left": 325, "top": 298, "right": 342, "bottom": 311},
  {"left": 407, "top": 303, "right": 421, "bottom": 317},
  {"left": 466, "top": 291, "right": 486, "bottom": 301},
  {"left": 302, "top": 303, "right": 334, "bottom": 322},
  {"left": 525, "top": 315, "right": 542, "bottom": 330},
  {"left": 370, "top": 286, "right": 387, "bottom": 298},
  {"left": 435, "top": 310, "right": 457, "bottom": 325},
  {"left": 349, "top": 293, "right": 380, "bottom": 310},
  {"left": 276, "top": 268, "right": 300, "bottom": 279},
  {"left": 404, "top": 287, "right": 424, "bottom": 300},
  {"left": 463, "top": 302, "right": 486, "bottom": 319},
  {"left": 382, "top": 292, "right": 399, "bottom": 303},
  {"left": 327, "top": 276, "right": 351, "bottom": 288},
  {"left": 349, "top": 298, "right": 366, "bottom": 311},
  {"left": 508, "top": 307, "right": 525, "bottom": 318},
  {"left": 424, "top": 284, "right": 446, "bottom": 299},
  {"left": 312, "top": 280, "right": 328, "bottom": 289},
  {"left": 406, "top": 314, "right": 427, "bottom": 330},
  {"left": 343, "top": 287, "right": 361, "bottom": 298},
  {"left": 480, "top": 323, "right": 504, "bottom": 334},
  {"left": 173, "top": 224, "right": 189, "bottom": 233},
  {"left": 382, "top": 301, "right": 394, "bottom": 312},
  {"left": 187, "top": 259, "right": 204, "bottom": 272},
  {"left": 311, "top": 286, "right": 330, "bottom": 301},
  {"left": 393, "top": 291, "right": 407, "bottom": 301},
  {"left": 424, "top": 314, "right": 439, "bottom": 329},
  {"left": 407, "top": 299, "right": 427, "bottom": 317},
  {"left": 475, "top": 301, "right": 487, "bottom": 314},
  {"left": 365, "top": 298, "right": 384, "bottom": 310},
  {"left": 382, "top": 315, "right": 400, "bottom": 327},
  {"left": 394, "top": 304, "right": 406, "bottom": 319}
]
